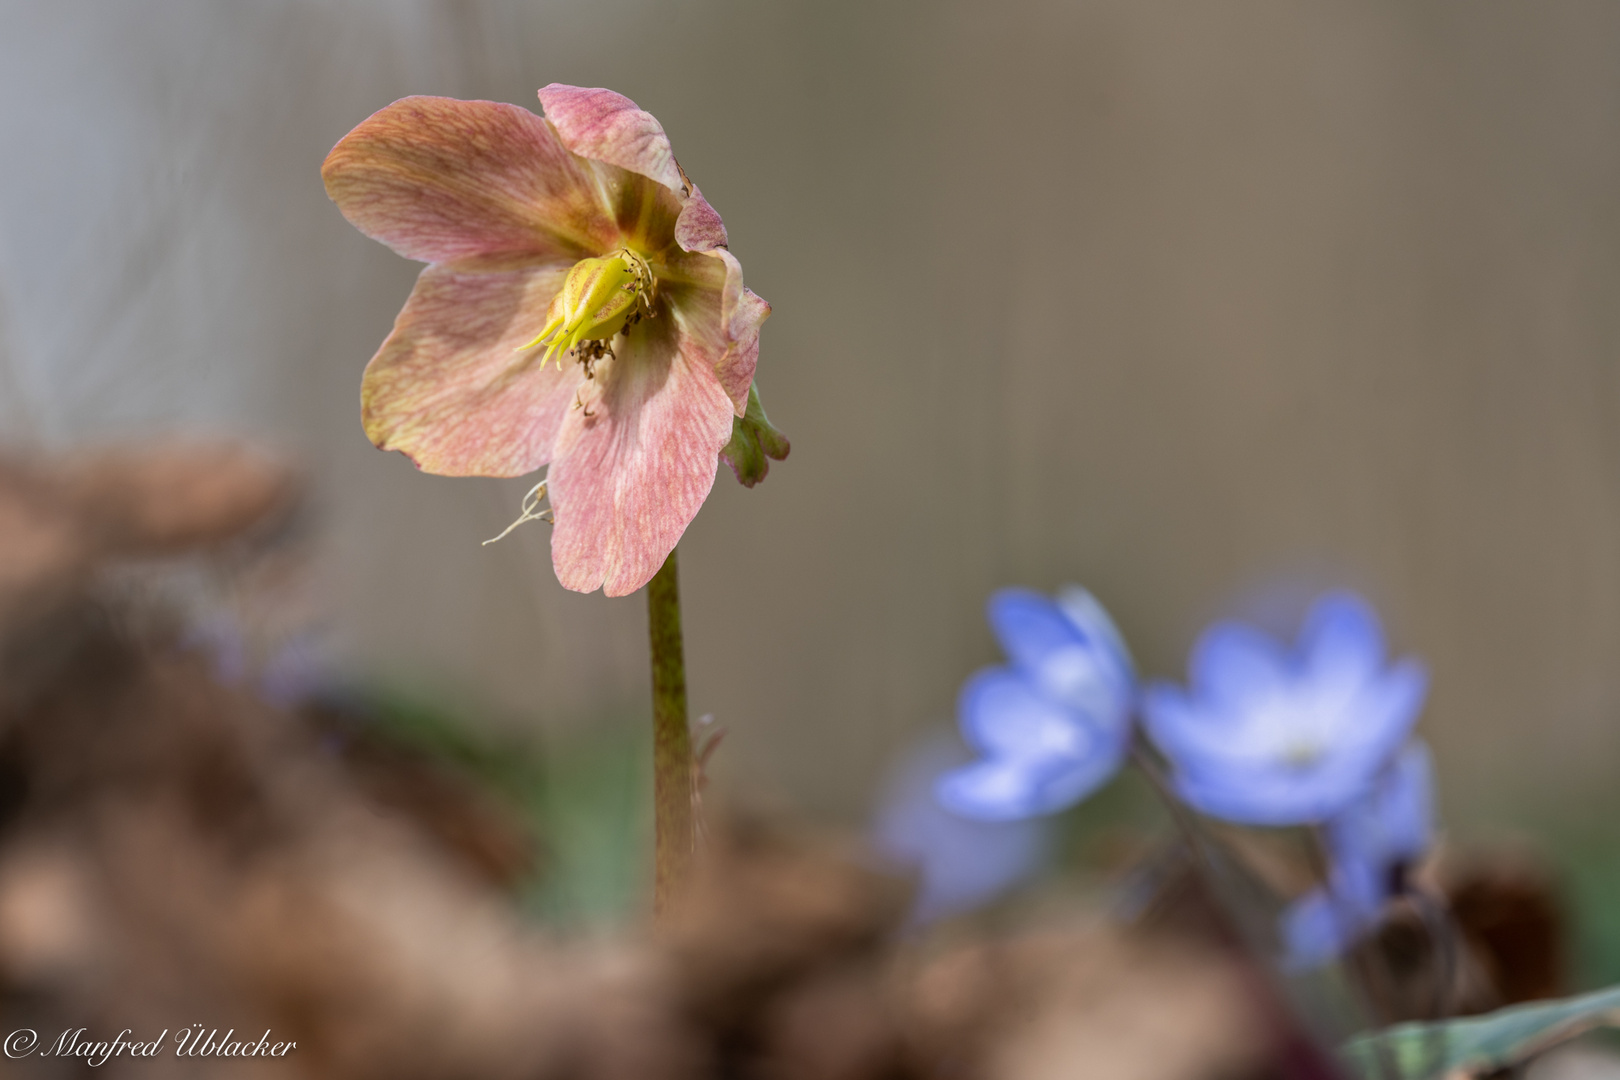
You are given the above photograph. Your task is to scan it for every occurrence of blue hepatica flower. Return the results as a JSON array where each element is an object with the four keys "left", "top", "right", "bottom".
[
  {"left": 937, "top": 587, "right": 1135, "bottom": 821},
  {"left": 874, "top": 735, "right": 1050, "bottom": 926},
  {"left": 1282, "top": 740, "right": 1436, "bottom": 969},
  {"left": 1142, "top": 591, "right": 1428, "bottom": 826}
]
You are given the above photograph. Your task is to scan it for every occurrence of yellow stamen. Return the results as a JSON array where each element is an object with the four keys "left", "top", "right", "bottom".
[{"left": 517, "top": 248, "right": 655, "bottom": 367}]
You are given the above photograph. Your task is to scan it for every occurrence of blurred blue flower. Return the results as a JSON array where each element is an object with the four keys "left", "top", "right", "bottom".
[
  {"left": 1330, "top": 736, "right": 1434, "bottom": 873},
  {"left": 185, "top": 615, "right": 335, "bottom": 709},
  {"left": 1142, "top": 591, "right": 1427, "bottom": 826},
  {"left": 259, "top": 631, "right": 335, "bottom": 708},
  {"left": 873, "top": 735, "right": 1050, "bottom": 926},
  {"left": 937, "top": 587, "right": 1135, "bottom": 821},
  {"left": 1281, "top": 740, "right": 1435, "bottom": 969}
]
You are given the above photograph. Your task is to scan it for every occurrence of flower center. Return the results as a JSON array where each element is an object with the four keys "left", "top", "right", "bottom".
[
  {"left": 519, "top": 248, "right": 656, "bottom": 369},
  {"left": 1278, "top": 738, "right": 1324, "bottom": 769}
]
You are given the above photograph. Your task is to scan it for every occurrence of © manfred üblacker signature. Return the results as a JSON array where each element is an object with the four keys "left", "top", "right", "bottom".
[{"left": 5, "top": 1026, "right": 295, "bottom": 1065}]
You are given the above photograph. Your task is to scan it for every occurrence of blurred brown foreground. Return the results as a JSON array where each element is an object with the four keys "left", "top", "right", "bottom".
[{"left": 0, "top": 439, "right": 1563, "bottom": 1080}]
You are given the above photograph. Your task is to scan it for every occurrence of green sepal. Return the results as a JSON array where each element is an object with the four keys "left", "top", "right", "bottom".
[{"left": 719, "top": 383, "right": 790, "bottom": 488}]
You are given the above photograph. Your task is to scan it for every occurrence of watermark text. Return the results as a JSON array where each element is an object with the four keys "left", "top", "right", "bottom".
[{"left": 3, "top": 1027, "right": 295, "bottom": 1065}]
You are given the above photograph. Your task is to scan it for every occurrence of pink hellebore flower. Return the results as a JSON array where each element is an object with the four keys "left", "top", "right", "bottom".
[{"left": 323, "top": 85, "right": 783, "bottom": 596}]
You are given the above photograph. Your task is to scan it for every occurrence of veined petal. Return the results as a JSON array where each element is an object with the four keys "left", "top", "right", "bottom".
[
  {"left": 675, "top": 183, "right": 728, "bottom": 252},
  {"left": 323, "top": 96, "right": 615, "bottom": 266},
  {"left": 539, "top": 85, "right": 732, "bottom": 255},
  {"left": 539, "top": 85, "right": 685, "bottom": 195},
  {"left": 361, "top": 263, "right": 581, "bottom": 476},
  {"left": 721, "top": 289, "right": 771, "bottom": 410},
  {"left": 591, "top": 166, "right": 684, "bottom": 256},
  {"left": 545, "top": 311, "right": 737, "bottom": 596},
  {"left": 662, "top": 247, "right": 767, "bottom": 415}
]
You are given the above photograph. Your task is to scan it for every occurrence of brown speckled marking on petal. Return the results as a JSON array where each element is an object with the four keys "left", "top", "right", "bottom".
[
  {"left": 545, "top": 312, "right": 736, "bottom": 596},
  {"left": 323, "top": 96, "right": 617, "bottom": 265},
  {"left": 361, "top": 262, "right": 583, "bottom": 477}
]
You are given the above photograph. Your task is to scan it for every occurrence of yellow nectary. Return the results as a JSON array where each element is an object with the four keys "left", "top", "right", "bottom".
[{"left": 520, "top": 248, "right": 655, "bottom": 368}]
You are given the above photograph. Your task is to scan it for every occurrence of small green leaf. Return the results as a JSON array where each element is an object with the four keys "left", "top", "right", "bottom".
[
  {"left": 720, "top": 383, "right": 790, "bottom": 488},
  {"left": 1341, "top": 983, "right": 1620, "bottom": 1080}
]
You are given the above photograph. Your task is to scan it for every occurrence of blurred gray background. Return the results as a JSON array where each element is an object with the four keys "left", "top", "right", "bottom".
[{"left": 2, "top": 0, "right": 1617, "bottom": 828}]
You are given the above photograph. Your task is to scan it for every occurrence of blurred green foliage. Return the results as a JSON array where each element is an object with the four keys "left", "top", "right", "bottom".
[
  {"left": 1548, "top": 826, "right": 1620, "bottom": 990},
  {"left": 346, "top": 689, "right": 651, "bottom": 930}
]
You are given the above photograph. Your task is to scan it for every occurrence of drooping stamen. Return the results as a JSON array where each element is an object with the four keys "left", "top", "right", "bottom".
[
  {"left": 516, "top": 249, "right": 656, "bottom": 368},
  {"left": 483, "top": 477, "right": 552, "bottom": 544}
]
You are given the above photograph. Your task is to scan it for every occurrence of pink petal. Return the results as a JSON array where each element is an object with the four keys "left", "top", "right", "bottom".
[
  {"left": 323, "top": 96, "right": 616, "bottom": 266},
  {"left": 546, "top": 313, "right": 737, "bottom": 596},
  {"left": 538, "top": 85, "right": 685, "bottom": 195},
  {"left": 661, "top": 248, "right": 770, "bottom": 415},
  {"left": 539, "top": 85, "right": 730, "bottom": 256},
  {"left": 723, "top": 287, "right": 771, "bottom": 408},
  {"left": 361, "top": 263, "right": 583, "bottom": 476},
  {"left": 597, "top": 170, "right": 686, "bottom": 256},
  {"left": 674, "top": 183, "right": 728, "bottom": 252}
]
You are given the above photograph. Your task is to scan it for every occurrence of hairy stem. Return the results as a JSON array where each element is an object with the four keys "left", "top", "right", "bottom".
[
  {"left": 1307, "top": 827, "right": 1399, "bottom": 1080},
  {"left": 647, "top": 547, "right": 695, "bottom": 917},
  {"left": 1129, "top": 743, "right": 1350, "bottom": 1080},
  {"left": 1129, "top": 743, "right": 1211, "bottom": 866}
]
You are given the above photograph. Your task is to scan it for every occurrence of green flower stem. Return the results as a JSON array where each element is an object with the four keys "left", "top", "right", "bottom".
[{"left": 646, "top": 546, "right": 695, "bottom": 916}]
